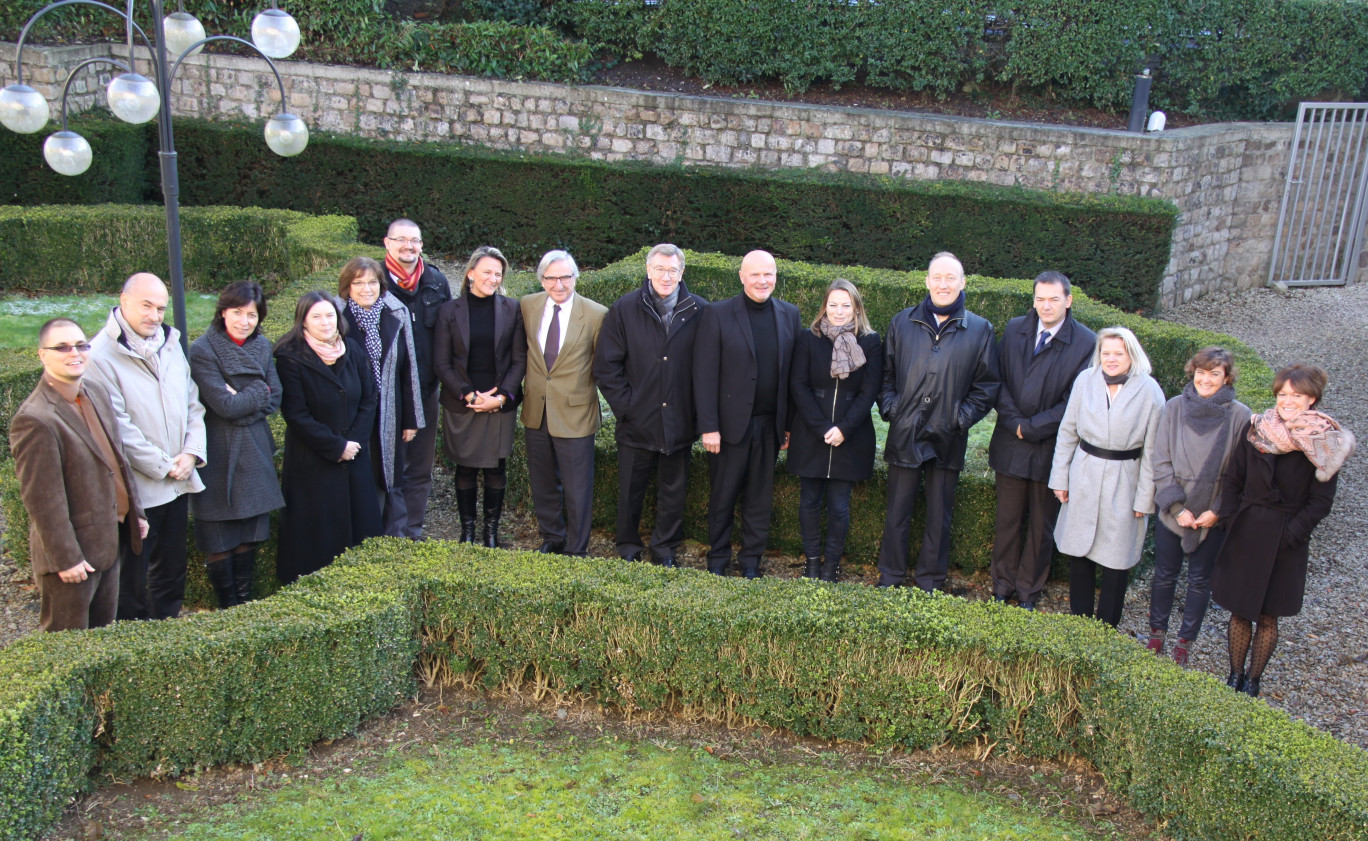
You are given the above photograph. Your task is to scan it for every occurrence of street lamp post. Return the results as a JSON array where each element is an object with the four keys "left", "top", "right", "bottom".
[{"left": 0, "top": 0, "right": 308, "bottom": 350}]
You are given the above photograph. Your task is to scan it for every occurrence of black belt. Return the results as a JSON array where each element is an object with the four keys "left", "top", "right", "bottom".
[{"left": 1080, "top": 440, "right": 1143, "bottom": 461}]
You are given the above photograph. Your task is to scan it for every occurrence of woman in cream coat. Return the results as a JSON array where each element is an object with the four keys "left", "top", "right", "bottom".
[{"left": 1050, "top": 326, "right": 1165, "bottom": 627}]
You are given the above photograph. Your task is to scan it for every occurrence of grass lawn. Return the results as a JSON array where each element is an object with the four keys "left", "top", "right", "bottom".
[
  {"left": 162, "top": 733, "right": 1098, "bottom": 841},
  {"left": 0, "top": 293, "right": 219, "bottom": 347}
]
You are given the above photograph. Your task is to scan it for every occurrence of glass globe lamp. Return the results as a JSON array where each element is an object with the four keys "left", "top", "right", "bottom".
[
  {"left": 163, "top": 11, "right": 206, "bottom": 58},
  {"left": 252, "top": 9, "right": 301, "bottom": 59},
  {"left": 264, "top": 112, "right": 308, "bottom": 156},
  {"left": 107, "top": 73, "right": 160, "bottom": 124},
  {"left": 0, "top": 84, "right": 51, "bottom": 134},
  {"left": 43, "top": 131, "right": 93, "bottom": 176}
]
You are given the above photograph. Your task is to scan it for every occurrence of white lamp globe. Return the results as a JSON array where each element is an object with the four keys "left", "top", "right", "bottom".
[
  {"left": 252, "top": 9, "right": 301, "bottom": 59},
  {"left": 43, "top": 131, "right": 93, "bottom": 176},
  {"left": 163, "top": 11, "right": 206, "bottom": 58},
  {"left": 0, "top": 84, "right": 51, "bottom": 134},
  {"left": 264, "top": 112, "right": 308, "bottom": 156},
  {"left": 107, "top": 73, "right": 160, "bottom": 124}
]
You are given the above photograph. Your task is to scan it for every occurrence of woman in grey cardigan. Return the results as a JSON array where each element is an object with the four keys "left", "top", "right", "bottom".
[
  {"left": 1145, "top": 347, "right": 1250, "bottom": 665},
  {"left": 339, "top": 256, "right": 425, "bottom": 535},
  {"left": 1050, "top": 326, "right": 1165, "bottom": 628},
  {"left": 188, "top": 281, "right": 285, "bottom": 607}
]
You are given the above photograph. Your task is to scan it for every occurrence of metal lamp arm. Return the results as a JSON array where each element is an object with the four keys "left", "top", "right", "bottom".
[
  {"left": 13, "top": 0, "right": 154, "bottom": 86},
  {"left": 169, "top": 35, "right": 289, "bottom": 103},
  {"left": 54, "top": 56, "right": 134, "bottom": 129}
]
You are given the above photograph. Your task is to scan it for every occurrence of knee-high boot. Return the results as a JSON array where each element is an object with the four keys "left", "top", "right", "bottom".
[
  {"left": 231, "top": 546, "right": 257, "bottom": 605},
  {"left": 205, "top": 557, "right": 238, "bottom": 609},
  {"left": 482, "top": 487, "right": 505, "bottom": 549},
  {"left": 456, "top": 487, "right": 479, "bottom": 543}
]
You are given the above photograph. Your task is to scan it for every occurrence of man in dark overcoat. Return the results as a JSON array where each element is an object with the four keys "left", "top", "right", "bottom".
[
  {"left": 10, "top": 319, "right": 146, "bottom": 631},
  {"left": 987, "top": 270, "right": 1096, "bottom": 609},
  {"left": 693, "top": 250, "right": 802, "bottom": 578},
  {"left": 593, "top": 243, "right": 709, "bottom": 566},
  {"left": 380, "top": 218, "right": 452, "bottom": 538},
  {"left": 877, "top": 252, "right": 1000, "bottom": 591}
]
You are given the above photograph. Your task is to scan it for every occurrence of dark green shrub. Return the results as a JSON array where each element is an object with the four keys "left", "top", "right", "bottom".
[
  {"left": 0, "top": 118, "right": 150, "bottom": 206},
  {"left": 373, "top": 18, "right": 594, "bottom": 82}
]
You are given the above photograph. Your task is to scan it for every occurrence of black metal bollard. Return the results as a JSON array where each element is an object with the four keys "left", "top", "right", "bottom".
[{"left": 1128, "top": 68, "right": 1153, "bottom": 133}]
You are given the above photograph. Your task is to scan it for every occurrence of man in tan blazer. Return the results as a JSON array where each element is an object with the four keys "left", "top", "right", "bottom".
[
  {"left": 520, "top": 250, "right": 608, "bottom": 556},
  {"left": 10, "top": 319, "right": 147, "bottom": 631}
]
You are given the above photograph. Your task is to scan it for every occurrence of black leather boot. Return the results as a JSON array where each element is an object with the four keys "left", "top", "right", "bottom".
[
  {"left": 1243, "top": 677, "right": 1261, "bottom": 698},
  {"left": 205, "top": 558, "right": 237, "bottom": 609},
  {"left": 231, "top": 547, "right": 256, "bottom": 605},
  {"left": 456, "top": 487, "right": 479, "bottom": 543},
  {"left": 820, "top": 558, "right": 840, "bottom": 583},
  {"left": 1226, "top": 671, "right": 1247, "bottom": 693},
  {"left": 482, "top": 487, "right": 505, "bottom": 548},
  {"left": 804, "top": 557, "right": 821, "bottom": 579}
]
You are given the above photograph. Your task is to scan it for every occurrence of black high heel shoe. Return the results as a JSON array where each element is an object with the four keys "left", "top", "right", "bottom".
[{"left": 1226, "top": 671, "right": 1247, "bottom": 693}]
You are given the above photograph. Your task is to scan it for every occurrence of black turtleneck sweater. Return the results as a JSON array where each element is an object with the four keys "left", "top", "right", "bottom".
[{"left": 745, "top": 295, "right": 779, "bottom": 416}]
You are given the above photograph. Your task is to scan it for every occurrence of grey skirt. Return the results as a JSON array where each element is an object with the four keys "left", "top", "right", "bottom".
[
  {"left": 194, "top": 512, "right": 271, "bottom": 554},
  {"left": 443, "top": 408, "right": 516, "bottom": 468}
]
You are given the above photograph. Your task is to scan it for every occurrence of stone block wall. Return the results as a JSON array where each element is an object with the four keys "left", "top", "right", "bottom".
[{"left": 5, "top": 42, "right": 1328, "bottom": 308}]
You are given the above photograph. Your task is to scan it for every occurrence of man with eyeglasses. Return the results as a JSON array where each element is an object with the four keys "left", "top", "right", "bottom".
[
  {"left": 87, "top": 272, "right": 206, "bottom": 621},
  {"left": 11, "top": 319, "right": 148, "bottom": 631},
  {"left": 520, "top": 250, "right": 608, "bottom": 556},
  {"left": 594, "top": 244, "right": 708, "bottom": 566},
  {"left": 380, "top": 218, "right": 452, "bottom": 538},
  {"left": 877, "top": 252, "right": 1000, "bottom": 591}
]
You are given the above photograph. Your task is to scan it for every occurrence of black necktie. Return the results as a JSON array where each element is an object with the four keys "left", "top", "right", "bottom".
[
  {"left": 1034, "top": 331, "right": 1049, "bottom": 356},
  {"left": 544, "top": 304, "right": 561, "bottom": 371}
]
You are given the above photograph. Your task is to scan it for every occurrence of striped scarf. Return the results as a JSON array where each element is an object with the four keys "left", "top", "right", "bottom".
[{"left": 385, "top": 253, "right": 425, "bottom": 292}]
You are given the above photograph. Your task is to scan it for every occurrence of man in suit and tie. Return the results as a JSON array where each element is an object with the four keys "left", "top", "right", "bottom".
[
  {"left": 693, "top": 250, "right": 803, "bottom": 578},
  {"left": 520, "top": 250, "right": 608, "bottom": 556},
  {"left": 10, "top": 318, "right": 147, "bottom": 632},
  {"left": 987, "top": 270, "right": 1096, "bottom": 609}
]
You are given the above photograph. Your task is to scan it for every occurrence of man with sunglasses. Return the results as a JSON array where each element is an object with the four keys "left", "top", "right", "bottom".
[{"left": 10, "top": 319, "right": 148, "bottom": 631}]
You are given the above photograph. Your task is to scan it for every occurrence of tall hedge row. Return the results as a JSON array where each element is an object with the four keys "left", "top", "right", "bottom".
[
  {"left": 2, "top": 541, "right": 1365, "bottom": 841},
  {"left": 0, "top": 116, "right": 1177, "bottom": 314},
  {"left": 558, "top": 0, "right": 1368, "bottom": 120}
]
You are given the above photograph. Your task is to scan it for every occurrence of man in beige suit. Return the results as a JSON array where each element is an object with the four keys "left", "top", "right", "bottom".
[
  {"left": 10, "top": 318, "right": 147, "bottom": 631},
  {"left": 521, "top": 250, "right": 608, "bottom": 556}
]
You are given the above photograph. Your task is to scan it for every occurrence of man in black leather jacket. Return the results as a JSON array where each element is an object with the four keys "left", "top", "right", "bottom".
[{"left": 877, "top": 252, "right": 1000, "bottom": 590}]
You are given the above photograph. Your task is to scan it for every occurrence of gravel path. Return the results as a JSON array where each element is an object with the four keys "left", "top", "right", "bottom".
[
  {"left": 2, "top": 281, "right": 1364, "bottom": 749},
  {"left": 1132, "top": 284, "right": 1368, "bottom": 749}
]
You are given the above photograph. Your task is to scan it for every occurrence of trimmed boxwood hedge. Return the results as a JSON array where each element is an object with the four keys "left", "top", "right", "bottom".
[
  {"left": 2, "top": 115, "right": 1178, "bottom": 313},
  {"left": 1, "top": 540, "right": 1364, "bottom": 841}
]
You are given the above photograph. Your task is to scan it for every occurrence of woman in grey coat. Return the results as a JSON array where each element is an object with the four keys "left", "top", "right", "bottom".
[
  {"left": 1049, "top": 326, "right": 1165, "bottom": 627},
  {"left": 1145, "top": 347, "right": 1250, "bottom": 665},
  {"left": 188, "top": 281, "right": 285, "bottom": 608},
  {"left": 338, "top": 256, "right": 425, "bottom": 535}
]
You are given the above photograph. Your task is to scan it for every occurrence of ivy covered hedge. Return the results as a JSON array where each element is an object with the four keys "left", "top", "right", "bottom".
[
  {"left": 1, "top": 117, "right": 1178, "bottom": 314},
  {"left": 1, "top": 541, "right": 1365, "bottom": 841}
]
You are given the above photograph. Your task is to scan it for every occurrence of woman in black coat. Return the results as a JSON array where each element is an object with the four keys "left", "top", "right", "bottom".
[
  {"left": 274, "top": 291, "right": 382, "bottom": 584},
  {"left": 188, "top": 280, "right": 285, "bottom": 608},
  {"left": 338, "top": 256, "right": 424, "bottom": 535},
  {"left": 1211, "top": 363, "right": 1354, "bottom": 698},
  {"left": 786, "top": 278, "right": 882, "bottom": 581},
  {"left": 433, "top": 246, "right": 526, "bottom": 547}
]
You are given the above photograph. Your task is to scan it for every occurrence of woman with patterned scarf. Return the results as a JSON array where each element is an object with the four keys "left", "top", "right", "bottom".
[
  {"left": 1145, "top": 347, "right": 1251, "bottom": 666},
  {"left": 786, "top": 278, "right": 883, "bottom": 581},
  {"left": 1211, "top": 363, "right": 1355, "bottom": 698}
]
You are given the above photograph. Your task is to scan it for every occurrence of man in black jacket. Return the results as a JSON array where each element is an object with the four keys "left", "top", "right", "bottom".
[
  {"left": 987, "top": 271, "right": 1095, "bottom": 609},
  {"left": 877, "top": 252, "right": 1000, "bottom": 590},
  {"left": 594, "top": 244, "right": 709, "bottom": 566},
  {"left": 693, "top": 250, "right": 802, "bottom": 578},
  {"left": 380, "top": 218, "right": 452, "bottom": 538}
]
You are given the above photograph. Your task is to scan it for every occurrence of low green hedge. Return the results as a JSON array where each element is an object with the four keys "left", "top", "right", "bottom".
[
  {"left": 3, "top": 117, "right": 1178, "bottom": 314},
  {"left": 2, "top": 541, "right": 1364, "bottom": 841}
]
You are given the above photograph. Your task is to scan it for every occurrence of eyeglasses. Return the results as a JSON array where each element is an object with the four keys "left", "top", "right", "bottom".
[
  {"left": 351, "top": 279, "right": 381, "bottom": 288},
  {"left": 647, "top": 266, "right": 682, "bottom": 278},
  {"left": 42, "top": 342, "right": 92, "bottom": 354},
  {"left": 543, "top": 275, "right": 575, "bottom": 285},
  {"left": 386, "top": 236, "right": 422, "bottom": 246}
]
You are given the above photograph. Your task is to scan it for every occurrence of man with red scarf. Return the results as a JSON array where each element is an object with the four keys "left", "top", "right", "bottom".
[{"left": 381, "top": 218, "right": 452, "bottom": 538}]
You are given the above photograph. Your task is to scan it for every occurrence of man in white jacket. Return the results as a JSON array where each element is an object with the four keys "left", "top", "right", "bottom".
[{"left": 87, "top": 273, "right": 206, "bottom": 620}]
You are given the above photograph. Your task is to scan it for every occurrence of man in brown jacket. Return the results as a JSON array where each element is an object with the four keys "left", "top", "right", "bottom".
[{"left": 10, "top": 318, "right": 147, "bottom": 632}]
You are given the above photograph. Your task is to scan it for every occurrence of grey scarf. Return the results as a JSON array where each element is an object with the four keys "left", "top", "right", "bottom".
[{"left": 817, "top": 317, "right": 865, "bottom": 379}]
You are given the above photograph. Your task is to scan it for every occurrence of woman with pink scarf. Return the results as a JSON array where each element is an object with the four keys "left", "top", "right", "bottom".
[{"left": 1212, "top": 364, "right": 1355, "bottom": 698}]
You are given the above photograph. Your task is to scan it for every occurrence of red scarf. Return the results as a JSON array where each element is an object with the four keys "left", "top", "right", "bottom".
[{"left": 385, "top": 253, "right": 425, "bottom": 292}]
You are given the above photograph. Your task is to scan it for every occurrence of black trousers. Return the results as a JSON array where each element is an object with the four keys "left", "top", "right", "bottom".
[
  {"left": 705, "top": 415, "right": 778, "bottom": 575},
  {"left": 798, "top": 477, "right": 853, "bottom": 563},
  {"left": 524, "top": 424, "right": 596, "bottom": 555},
  {"left": 877, "top": 461, "right": 959, "bottom": 590},
  {"left": 1069, "top": 555, "right": 1130, "bottom": 627},
  {"left": 117, "top": 494, "right": 189, "bottom": 621},
  {"left": 394, "top": 386, "right": 439, "bottom": 539},
  {"left": 989, "top": 473, "right": 1061, "bottom": 603},
  {"left": 615, "top": 443, "right": 690, "bottom": 560}
]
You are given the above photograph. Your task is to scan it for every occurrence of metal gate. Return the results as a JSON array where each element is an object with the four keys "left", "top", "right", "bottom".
[{"left": 1268, "top": 103, "right": 1368, "bottom": 287}]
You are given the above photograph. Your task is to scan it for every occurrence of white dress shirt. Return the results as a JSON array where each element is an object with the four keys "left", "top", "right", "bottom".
[{"left": 537, "top": 292, "right": 576, "bottom": 357}]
